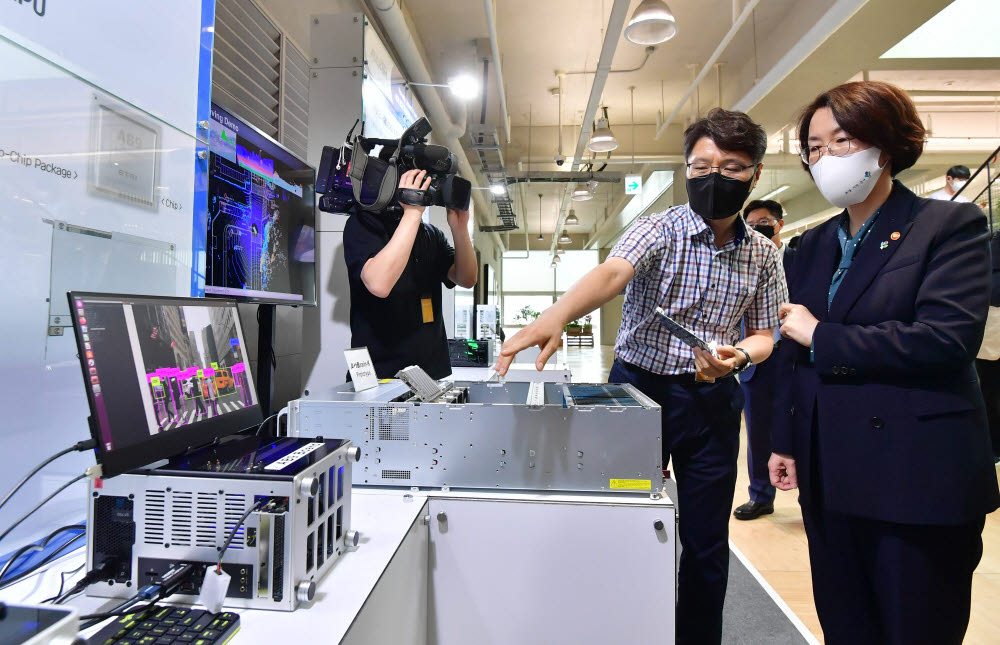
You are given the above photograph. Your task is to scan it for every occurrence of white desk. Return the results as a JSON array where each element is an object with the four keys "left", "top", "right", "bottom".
[{"left": 1, "top": 488, "right": 676, "bottom": 644}]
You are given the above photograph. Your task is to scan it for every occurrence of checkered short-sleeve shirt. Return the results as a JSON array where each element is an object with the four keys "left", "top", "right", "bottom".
[{"left": 609, "top": 203, "right": 788, "bottom": 375}]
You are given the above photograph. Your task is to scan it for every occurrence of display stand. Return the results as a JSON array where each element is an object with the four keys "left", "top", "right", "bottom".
[{"left": 256, "top": 303, "right": 276, "bottom": 415}]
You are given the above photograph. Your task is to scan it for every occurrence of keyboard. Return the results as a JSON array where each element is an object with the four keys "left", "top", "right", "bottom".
[{"left": 88, "top": 606, "right": 240, "bottom": 645}]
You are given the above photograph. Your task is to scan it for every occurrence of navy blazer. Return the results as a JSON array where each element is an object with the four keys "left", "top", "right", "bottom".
[{"left": 772, "top": 181, "right": 1000, "bottom": 526}]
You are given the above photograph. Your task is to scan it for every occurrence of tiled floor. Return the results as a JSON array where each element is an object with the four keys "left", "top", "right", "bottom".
[{"left": 563, "top": 345, "right": 1000, "bottom": 644}]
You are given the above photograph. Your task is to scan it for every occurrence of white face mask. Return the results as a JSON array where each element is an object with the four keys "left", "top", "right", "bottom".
[
  {"left": 810, "top": 146, "right": 887, "bottom": 209},
  {"left": 949, "top": 179, "right": 967, "bottom": 193}
]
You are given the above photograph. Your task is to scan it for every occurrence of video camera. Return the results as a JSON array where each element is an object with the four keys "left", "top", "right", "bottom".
[{"left": 316, "top": 117, "right": 471, "bottom": 214}]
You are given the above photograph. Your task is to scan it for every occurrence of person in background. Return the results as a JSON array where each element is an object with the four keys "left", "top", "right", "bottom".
[
  {"left": 733, "top": 199, "right": 795, "bottom": 520},
  {"left": 928, "top": 164, "right": 971, "bottom": 202},
  {"left": 770, "top": 80, "right": 999, "bottom": 645},
  {"left": 975, "top": 229, "right": 1000, "bottom": 463},
  {"left": 344, "top": 169, "right": 478, "bottom": 379},
  {"left": 496, "top": 108, "right": 787, "bottom": 645}
]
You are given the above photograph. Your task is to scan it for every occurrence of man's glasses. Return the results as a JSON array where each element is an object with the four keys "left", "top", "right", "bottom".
[
  {"left": 686, "top": 163, "right": 757, "bottom": 179},
  {"left": 800, "top": 137, "right": 857, "bottom": 165}
]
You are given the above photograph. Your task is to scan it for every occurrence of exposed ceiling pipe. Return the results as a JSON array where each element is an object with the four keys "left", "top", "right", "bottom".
[
  {"left": 366, "top": 0, "right": 499, "bottom": 246},
  {"left": 548, "top": 0, "right": 632, "bottom": 256},
  {"left": 525, "top": 154, "right": 685, "bottom": 166},
  {"left": 370, "top": 0, "right": 467, "bottom": 141},
  {"left": 563, "top": 45, "right": 656, "bottom": 76},
  {"left": 483, "top": 0, "right": 512, "bottom": 144},
  {"left": 654, "top": 0, "right": 760, "bottom": 140}
]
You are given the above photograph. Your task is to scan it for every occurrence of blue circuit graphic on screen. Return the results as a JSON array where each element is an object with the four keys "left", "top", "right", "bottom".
[{"left": 205, "top": 103, "right": 316, "bottom": 303}]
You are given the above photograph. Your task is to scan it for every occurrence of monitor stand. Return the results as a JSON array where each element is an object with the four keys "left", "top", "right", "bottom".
[{"left": 256, "top": 303, "right": 275, "bottom": 417}]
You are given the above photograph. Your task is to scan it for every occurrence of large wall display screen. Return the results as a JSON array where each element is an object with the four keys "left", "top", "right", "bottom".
[{"left": 205, "top": 103, "right": 316, "bottom": 305}]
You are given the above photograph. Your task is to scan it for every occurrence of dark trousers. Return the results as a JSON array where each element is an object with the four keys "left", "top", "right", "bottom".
[
  {"left": 975, "top": 357, "right": 1000, "bottom": 458},
  {"left": 609, "top": 360, "right": 743, "bottom": 645},
  {"left": 739, "top": 357, "right": 778, "bottom": 504},
  {"left": 801, "top": 505, "right": 984, "bottom": 645}
]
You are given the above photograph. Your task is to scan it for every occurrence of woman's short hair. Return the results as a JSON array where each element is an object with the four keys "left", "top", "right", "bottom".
[{"left": 797, "top": 81, "right": 926, "bottom": 176}]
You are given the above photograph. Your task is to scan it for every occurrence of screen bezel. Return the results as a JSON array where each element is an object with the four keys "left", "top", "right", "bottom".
[
  {"left": 205, "top": 99, "right": 317, "bottom": 307},
  {"left": 69, "top": 291, "right": 264, "bottom": 478}
]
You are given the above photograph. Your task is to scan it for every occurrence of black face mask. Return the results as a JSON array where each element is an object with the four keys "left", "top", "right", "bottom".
[
  {"left": 751, "top": 223, "right": 776, "bottom": 239},
  {"left": 687, "top": 172, "right": 754, "bottom": 220}
]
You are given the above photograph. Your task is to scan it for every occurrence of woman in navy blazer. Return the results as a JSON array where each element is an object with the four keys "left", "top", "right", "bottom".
[{"left": 769, "top": 81, "right": 1000, "bottom": 645}]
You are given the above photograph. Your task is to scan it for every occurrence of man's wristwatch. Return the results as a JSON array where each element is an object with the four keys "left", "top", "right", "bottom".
[{"left": 732, "top": 347, "right": 753, "bottom": 374}]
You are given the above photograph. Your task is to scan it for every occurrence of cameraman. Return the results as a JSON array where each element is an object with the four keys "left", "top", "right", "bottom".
[{"left": 344, "top": 169, "right": 477, "bottom": 380}]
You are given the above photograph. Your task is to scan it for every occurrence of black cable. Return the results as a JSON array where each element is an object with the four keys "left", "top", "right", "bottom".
[
  {"left": 217, "top": 499, "right": 267, "bottom": 571},
  {"left": 80, "top": 595, "right": 152, "bottom": 628},
  {"left": 41, "top": 561, "right": 86, "bottom": 604},
  {"left": 0, "top": 524, "right": 84, "bottom": 583},
  {"left": 0, "top": 439, "right": 95, "bottom": 512},
  {"left": 80, "top": 564, "right": 196, "bottom": 629},
  {"left": 0, "top": 532, "right": 85, "bottom": 592},
  {"left": 80, "top": 599, "right": 158, "bottom": 626},
  {"left": 0, "top": 473, "right": 86, "bottom": 546},
  {"left": 0, "top": 544, "right": 44, "bottom": 582},
  {"left": 46, "top": 558, "right": 112, "bottom": 605}
]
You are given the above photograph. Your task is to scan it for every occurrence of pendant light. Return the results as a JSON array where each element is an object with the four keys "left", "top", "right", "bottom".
[
  {"left": 624, "top": 0, "right": 678, "bottom": 46},
  {"left": 565, "top": 209, "right": 579, "bottom": 226},
  {"left": 553, "top": 254, "right": 561, "bottom": 263},
  {"left": 558, "top": 232, "right": 572, "bottom": 245},
  {"left": 587, "top": 107, "right": 618, "bottom": 153},
  {"left": 571, "top": 185, "right": 593, "bottom": 202}
]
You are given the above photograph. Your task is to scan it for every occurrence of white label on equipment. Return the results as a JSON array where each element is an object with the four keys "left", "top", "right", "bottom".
[
  {"left": 265, "top": 442, "right": 324, "bottom": 471},
  {"left": 345, "top": 346, "right": 379, "bottom": 391}
]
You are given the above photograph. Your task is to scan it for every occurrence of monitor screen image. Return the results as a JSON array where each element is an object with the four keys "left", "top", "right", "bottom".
[
  {"left": 70, "top": 293, "right": 263, "bottom": 477},
  {"left": 205, "top": 103, "right": 316, "bottom": 305}
]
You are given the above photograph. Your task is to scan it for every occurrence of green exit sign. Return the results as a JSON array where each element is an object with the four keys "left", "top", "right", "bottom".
[{"left": 625, "top": 174, "right": 642, "bottom": 195}]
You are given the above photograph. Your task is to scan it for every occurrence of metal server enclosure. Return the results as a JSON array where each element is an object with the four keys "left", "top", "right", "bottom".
[
  {"left": 285, "top": 381, "right": 664, "bottom": 494},
  {"left": 85, "top": 440, "right": 356, "bottom": 611}
]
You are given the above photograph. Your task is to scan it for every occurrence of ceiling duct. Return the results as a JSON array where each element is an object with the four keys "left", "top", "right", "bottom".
[{"left": 470, "top": 123, "right": 518, "bottom": 232}]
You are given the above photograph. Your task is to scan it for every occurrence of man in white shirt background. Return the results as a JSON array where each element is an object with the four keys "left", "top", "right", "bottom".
[{"left": 928, "top": 164, "right": 971, "bottom": 202}]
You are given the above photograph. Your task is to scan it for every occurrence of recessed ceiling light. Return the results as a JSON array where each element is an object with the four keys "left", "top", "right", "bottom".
[{"left": 760, "top": 185, "right": 791, "bottom": 200}]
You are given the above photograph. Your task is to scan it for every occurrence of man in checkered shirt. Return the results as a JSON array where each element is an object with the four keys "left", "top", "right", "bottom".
[{"left": 497, "top": 108, "right": 787, "bottom": 645}]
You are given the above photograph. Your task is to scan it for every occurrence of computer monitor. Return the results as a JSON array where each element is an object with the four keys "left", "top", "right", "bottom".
[
  {"left": 69, "top": 292, "right": 263, "bottom": 477},
  {"left": 204, "top": 102, "right": 316, "bottom": 305}
]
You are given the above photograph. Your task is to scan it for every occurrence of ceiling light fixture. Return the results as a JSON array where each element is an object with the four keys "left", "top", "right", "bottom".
[
  {"left": 565, "top": 209, "right": 579, "bottom": 226},
  {"left": 558, "top": 232, "right": 572, "bottom": 245},
  {"left": 556, "top": 248, "right": 565, "bottom": 256},
  {"left": 553, "top": 254, "right": 561, "bottom": 263},
  {"left": 760, "top": 184, "right": 791, "bottom": 200},
  {"left": 550, "top": 260, "right": 557, "bottom": 268},
  {"left": 490, "top": 183, "right": 506, "bottom": 195},
  {"left": 447, "top": 74, "right": 480, "bottom": 99},
  {"left": 571, "top": 185, "right": 593, "bottom": 202},
  {"left": 624, "top": 0, "right": 678, "bottom": 45},
  {"left": 410, "top": 74, "right": 481, "bottom": 101},
  {"left": 588, "top": 107, "right": 619, "bottom": 153}
]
